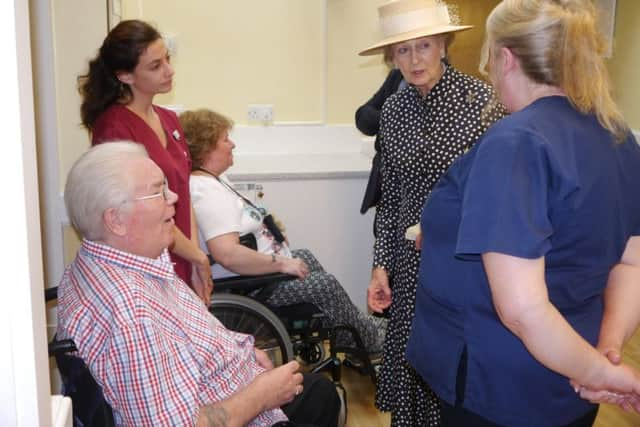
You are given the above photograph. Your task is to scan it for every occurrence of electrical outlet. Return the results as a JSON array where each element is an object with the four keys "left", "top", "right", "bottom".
[{"left": 247, "top": 104, "right": 273, "bottom": 123}]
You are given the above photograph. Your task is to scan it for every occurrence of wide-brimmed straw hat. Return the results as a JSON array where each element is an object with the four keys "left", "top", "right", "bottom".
[{"left": 359, "top": 0, "right": 472, "bottom": 56}]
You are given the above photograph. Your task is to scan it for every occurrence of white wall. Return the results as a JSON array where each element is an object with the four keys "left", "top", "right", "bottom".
[
  {"left": 0, "top": 0, "right": 49, "bottom": 425},
  {"left": 122, "top": 0, "right": 327, "bottom": 124},
  {"left": 234, "top": 177, "right": 375, "bottom": 311},
  {"left": 606, "top": 0, "right": 640, "bottom": 129},
  {"left": 36, "top": 0, "right": 106, "bottom": 293},
  {"left": 31, "top": 0, "right": 108, "bottom": 395}
]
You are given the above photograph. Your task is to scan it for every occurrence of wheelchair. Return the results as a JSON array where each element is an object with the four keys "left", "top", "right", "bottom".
[
  {"left": 209, "top": 268, "right": 379, "bottom": 386},
  {"left": 46, "top": 286, "right": 115, "bottom": 427},
  {"left": 46, "top": 269, "right": 368, "bottom": 426}
]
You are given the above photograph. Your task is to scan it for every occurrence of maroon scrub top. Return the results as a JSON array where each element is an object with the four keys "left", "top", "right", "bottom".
[{"left": 92, "top": 104, "right": 193, "bottom": 285}]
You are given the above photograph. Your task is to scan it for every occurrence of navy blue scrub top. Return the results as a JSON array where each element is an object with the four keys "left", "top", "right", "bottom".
[{"left": 407, "top": 96, "right": 640, "bottom": 427}]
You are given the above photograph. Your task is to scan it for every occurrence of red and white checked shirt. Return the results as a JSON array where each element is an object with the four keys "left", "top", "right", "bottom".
[{"left": 57, "top": 239, "right": 287, "bottom": 426}]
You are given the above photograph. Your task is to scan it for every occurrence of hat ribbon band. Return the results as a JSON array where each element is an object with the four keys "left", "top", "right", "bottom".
[{"left": 380, "top": 6, "right": 451, "bottom": 38}]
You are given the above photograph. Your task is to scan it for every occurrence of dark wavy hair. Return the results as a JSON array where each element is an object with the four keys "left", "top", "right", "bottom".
[{"left": 78, "top": 20, "right": 161, "bottom": 130}]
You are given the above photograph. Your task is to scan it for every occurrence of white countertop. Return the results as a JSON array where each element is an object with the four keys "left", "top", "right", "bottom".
[
  {"left": 228, "top": 152, "right": 372, "bottom": 180},
  {"left": 226, "top": 125, "right": 374, "bottom": 180}
]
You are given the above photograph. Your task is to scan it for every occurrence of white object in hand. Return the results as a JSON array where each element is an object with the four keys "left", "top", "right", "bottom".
[{"left": 405, "top": 223, "right": 421, "bottom": 241}]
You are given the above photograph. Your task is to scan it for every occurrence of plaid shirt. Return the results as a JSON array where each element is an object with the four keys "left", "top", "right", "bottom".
[{"left": 57, "top": 239, "right": 287, "bottom": 426}]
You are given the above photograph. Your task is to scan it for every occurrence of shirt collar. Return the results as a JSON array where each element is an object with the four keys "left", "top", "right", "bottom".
[
  {"left": 80, "top": 239, "right": 176, "bottom": 280},
  {"left": 409, "top": 62, "right": 453, "bottom": 103}
]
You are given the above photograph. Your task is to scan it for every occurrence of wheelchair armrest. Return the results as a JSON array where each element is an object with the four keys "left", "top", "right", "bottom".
[
  {"left": 45, "top": 286, "right": 58, "bottom": 303},
  {"left": 214, "top": 273, "right": 295, "bottom": 294},
  {"left": 49, "top": 338, "right": 77, "bottom": 357},
  {"left": 208, "top": 244, "right": 295, "bottom": 294},
  {"left": 45, "top": 286, "right": 77, "bottom": 356}
]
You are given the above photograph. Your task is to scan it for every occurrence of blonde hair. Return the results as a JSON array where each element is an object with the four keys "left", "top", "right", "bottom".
[
  {"left": 480, "top": 0, "right": 627, "bottom": 141},
  {"left": 180, "top": 109, "right": 234, "bottom": 170}
]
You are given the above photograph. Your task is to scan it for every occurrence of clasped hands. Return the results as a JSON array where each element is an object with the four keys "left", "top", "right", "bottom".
[{"left": 571, "top": 346, "right": 640, "bottom": 413}]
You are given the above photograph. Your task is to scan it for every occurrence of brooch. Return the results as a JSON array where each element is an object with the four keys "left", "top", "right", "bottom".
[
  {"left": 465, "top": 91, "right": 477, "bottom": 104},
  {"left": 172, "top": 129, "right": 181, "bottom": 141}
]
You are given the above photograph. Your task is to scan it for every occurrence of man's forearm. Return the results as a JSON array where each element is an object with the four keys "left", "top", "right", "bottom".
[
  {"left": 196, "top": 384, "right": 265, "bottom": 427},
  {"left": 197, "top": 405, "right": 230, "bottom": 427}
]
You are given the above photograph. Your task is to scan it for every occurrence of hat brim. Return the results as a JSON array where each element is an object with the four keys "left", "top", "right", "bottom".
[{"left": 358, "top": 24, "right": 473, "bottom": 56}]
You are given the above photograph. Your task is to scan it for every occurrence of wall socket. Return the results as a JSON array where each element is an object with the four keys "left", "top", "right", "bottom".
[{"left": 247, "top": 104, "right": 273, "bottom": 123}]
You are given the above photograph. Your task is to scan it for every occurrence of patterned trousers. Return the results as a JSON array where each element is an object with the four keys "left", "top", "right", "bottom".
[{"left": 264, "top": 249, "right": 382, "bottom": 351}]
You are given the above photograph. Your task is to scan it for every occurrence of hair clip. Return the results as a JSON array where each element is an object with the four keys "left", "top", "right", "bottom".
[{"left": 172, "top": 129, "right": 181, "bottom": 141}]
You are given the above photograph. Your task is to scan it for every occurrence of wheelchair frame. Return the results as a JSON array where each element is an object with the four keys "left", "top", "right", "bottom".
[{"left": 211, "top": 272, "right": 378, "bottom": 386}]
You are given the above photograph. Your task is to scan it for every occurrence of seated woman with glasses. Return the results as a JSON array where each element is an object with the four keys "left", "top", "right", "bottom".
[{"left": 181, "top": 108, "right": 387, "bottom": 356}]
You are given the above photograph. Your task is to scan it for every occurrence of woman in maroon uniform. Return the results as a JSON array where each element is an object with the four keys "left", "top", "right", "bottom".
[{"left": 78, "top": 20, "right": 212, "bottom": 304}]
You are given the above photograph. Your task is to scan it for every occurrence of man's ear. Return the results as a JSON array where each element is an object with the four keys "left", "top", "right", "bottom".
[{"left": 103, "top": 207, "right": 127, "bottom": 237}]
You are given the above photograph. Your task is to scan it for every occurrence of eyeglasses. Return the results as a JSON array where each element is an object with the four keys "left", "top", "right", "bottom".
[{"left": 132, "top": 178, "right": 170, "bottom": 202}]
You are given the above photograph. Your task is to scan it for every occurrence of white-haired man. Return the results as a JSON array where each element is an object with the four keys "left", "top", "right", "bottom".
[{"left": 57, "top": 142, "right": 340, "bottom": 427}]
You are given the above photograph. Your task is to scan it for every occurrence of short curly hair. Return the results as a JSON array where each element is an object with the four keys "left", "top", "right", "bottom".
[{"left": 180, "top": 109, "right": 234, "bottom": 170}]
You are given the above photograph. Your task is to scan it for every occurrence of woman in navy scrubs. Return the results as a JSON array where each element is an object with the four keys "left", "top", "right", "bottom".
[{"left": 407, "top": 0, "right": 640, "bottom": 426}]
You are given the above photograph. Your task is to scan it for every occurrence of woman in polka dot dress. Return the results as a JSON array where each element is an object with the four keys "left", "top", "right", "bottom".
[{"left": 359, "top": 1, "right": 505, "bottom": 425}]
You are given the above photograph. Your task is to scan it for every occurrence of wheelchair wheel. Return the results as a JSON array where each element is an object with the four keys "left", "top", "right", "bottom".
[
  {"left": 210, "top": 293, "right": 294, "bottom": 366},
  {"left": 295, "top": 341, "right": 326, "bottom": 365}
]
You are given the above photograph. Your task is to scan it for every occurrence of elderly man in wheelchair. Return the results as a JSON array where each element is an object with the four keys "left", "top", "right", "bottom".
[
  {"left": 56, "top": 141, "right": 341, "bottom": 427},
  {"left": 181, "top": 109, "right": 387, "bottom": 374}
]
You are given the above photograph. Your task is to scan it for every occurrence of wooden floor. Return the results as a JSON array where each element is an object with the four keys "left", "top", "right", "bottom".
[
  {"left": 330, "top": 328, "right": 640, "bottom": 426},
  {"left": 340, "top": 367, "right": 389, "bottom": 427}
]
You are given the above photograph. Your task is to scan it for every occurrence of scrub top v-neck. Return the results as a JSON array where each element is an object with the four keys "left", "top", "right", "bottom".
[{"left": 92, "top": 104, "right": 192, "bottom": 284}]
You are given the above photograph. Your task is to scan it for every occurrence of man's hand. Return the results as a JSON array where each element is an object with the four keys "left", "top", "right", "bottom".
[
  {"left": 368, "top": 267, "right": 392, "bottom": 313},
  {"left": 254, "top": 361, "right": 304, "bottom": 410},
  {"left": 196, "top": 360, "right": 302, "bottom": 427}
]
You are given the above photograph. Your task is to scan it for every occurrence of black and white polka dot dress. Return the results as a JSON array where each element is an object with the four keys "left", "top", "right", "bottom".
[{"left": 373, "top": 65, "right": 504, "bottom": 426}]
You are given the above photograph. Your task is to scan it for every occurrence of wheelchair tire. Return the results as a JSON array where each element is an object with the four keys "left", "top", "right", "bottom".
[{"left": 210, "top": 293, "right": 295, "bottom": 366}]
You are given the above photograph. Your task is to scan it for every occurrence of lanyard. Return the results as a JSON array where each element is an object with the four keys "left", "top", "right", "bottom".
[{"left": 196, "top": 167, "right": 261, "bottom": 211}]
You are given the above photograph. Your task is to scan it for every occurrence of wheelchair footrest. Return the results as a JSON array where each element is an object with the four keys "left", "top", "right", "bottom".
[{"left": 311, "top": 356, "right": 342, "bottom": 383}]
